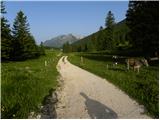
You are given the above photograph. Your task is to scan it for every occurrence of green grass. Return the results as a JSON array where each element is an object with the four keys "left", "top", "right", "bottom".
[
  {"left": 68, "top": 53, "right": 159, "bottom": 118},
  {"left": 1, "top": 49, "right": 62, "bottom": 118}
]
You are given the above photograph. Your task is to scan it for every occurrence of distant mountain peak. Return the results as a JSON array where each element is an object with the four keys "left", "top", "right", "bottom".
[
  {"left": 43, "top": 34, "right": 83, "bottom": 48},
  {"left": 72, "top": 34, "right": 84, "bottom": 39}
]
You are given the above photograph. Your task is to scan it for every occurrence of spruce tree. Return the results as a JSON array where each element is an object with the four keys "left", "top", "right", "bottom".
[
  {"left": 105, "top": 11, "right": 115, "bottom": 28},
  {"left": 105, "top": 11, "right": 115, "bottom": 50},
  {"left": 84, "top": 44, "right": 88, "bottom": 52},
  {"left": 63, "top": 42, "right": 70, "bottom": 53},
  {"left": 1, "top": 1, "right": 12, "bottom": 61},
  {"left": 39, "top": 42, "right": 45, "bottom": 55},
  {"left": 99, "top": 26, "right": 103, "bottom": 31},
  {"left": 126, "top": 1, "right": 159, "bottom": 56},
  {"left": 24, "top": 35, "right": 38, "bottom": 58},
  {"left": 96, "top": 31, "right": 106, "bottom": 51},
  {"left": 12, "top": 10, "right": 37, "bottom": 60}
]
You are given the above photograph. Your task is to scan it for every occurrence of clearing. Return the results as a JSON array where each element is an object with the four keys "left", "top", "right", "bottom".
[{"left": 56, "top": 56, "right": 151, "bottom": 119}]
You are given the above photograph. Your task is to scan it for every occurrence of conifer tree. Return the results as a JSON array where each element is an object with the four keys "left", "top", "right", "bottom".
[
  {"left": 1, "top": 1, "right": 12, "bottom": 61},
  {"left": 105, "top": 11, "right": 115, "bottom": 49},
  {"left": 84, "top": 44, "right": 88, "bottom": 52},
  {"left": 126, "top": 1, "right": 159, "bottom": 56},
  {"left": 63, "top": 42, "right": 71, "bottom": 53},
  {"left": 96, "top": 31, "right": 105, "bottom": 51},
  {"left": 105, "top": 11, "right": 115, "bottom": 28},
  {"left": 39, "top": 42, "right": 45, "bottom": 55},
  {"left": 99, "top": 26, "right": 103, "bottom": 31},
  {"left": 12, "top": 10, "right": 37, "bottom": 60}
]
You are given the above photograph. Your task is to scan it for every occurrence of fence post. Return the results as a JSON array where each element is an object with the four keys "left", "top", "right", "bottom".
[
  {"left": 45, "top": 61, "right": 47, "bottom": 66},
  {"left": 81, "top": 56, "right": 84, "bottom": 64},
  {"left": 106, "top": 64, "right": 108, "bottom": 69}
]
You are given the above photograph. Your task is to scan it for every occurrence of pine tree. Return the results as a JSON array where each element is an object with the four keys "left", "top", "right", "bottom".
[
  {"left": 77, "top": 46, "right": 82, "bottom": 52},
  {"left": 105, "top": 11, "right": 115, "bottom": 50},
  {"left": 126, "top": 1, "right": 159, "bottom": 56},
  {"left": 96, "top": 31, "right": 106, "bottom": 51},
  {"left": 63, "top": 42, "right": 71, "bottom": 53},
  {"left": 99, "top": 26, "right": 103, "bottom": 31},
  {"left": 12, "top": 10, "right": 38, "bottom": 60},
  {"left": 1, "top": 1, "right": 12, "bottom": 61},
  {"left": 39, "top": 42, "right": 45, "bottom": 55},
  {"left": 105, "top": 11, "right": 115, "bottom": 28},
  {"left": 1, "top": 1, "right": 6, "bottom": 14},
  {"left": 84, "top": 44, "right": 88, "bottom": 52},
  {"left": 24, "top": 35, "right": 39, "bottom": 58}
]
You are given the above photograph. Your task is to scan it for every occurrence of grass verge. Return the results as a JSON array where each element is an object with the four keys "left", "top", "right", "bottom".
[
  {"left": 1, "top": 50, "right": 61, "bottom": 118},
  {"left": 68, "top": 53, "right": 159, "bottom": 118}
]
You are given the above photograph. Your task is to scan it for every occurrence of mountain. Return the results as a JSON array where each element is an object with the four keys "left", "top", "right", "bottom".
[
  {"left": 43, "top": 34, "right": 83, "bottom": 48},
  {"left": 73, "top": 34, "right": 84, "bottom": 39}
]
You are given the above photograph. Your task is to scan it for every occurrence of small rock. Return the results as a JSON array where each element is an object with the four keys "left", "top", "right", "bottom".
[
  {"left": 1, "top": 106, "right": 4, "bottom": 112},
  {"left": 28, "top": 112, "right": 35, "bottom": 118},
  {"left": 30, "top": 112, "right": 35, "bottom": 116},
  {"left": 36, "top": 114, "right": 41, "bottom": 119},
  {"left": 139, "top": 105, "right": 146, "bottom": 114},
  {"left": 40, "top": 106, "right": 43, "bottom": 109},
  {"left": 105, "top": 108, "right": 110, "bottom": 113},
  {"left": 52, "top": 92, "right": 58, "bottom": 103}
]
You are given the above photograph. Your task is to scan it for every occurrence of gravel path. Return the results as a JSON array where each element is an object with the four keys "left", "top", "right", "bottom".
[{"left": 56, "top": 56, "right": 151, "bottom": 119}]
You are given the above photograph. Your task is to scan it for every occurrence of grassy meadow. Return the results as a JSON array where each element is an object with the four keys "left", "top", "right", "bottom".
[
  {"left": 1, "top": 49, "right": 61, "bottom": 118},
  {"left": 68, "top": 53, "right": 159, "bottom": 118}
]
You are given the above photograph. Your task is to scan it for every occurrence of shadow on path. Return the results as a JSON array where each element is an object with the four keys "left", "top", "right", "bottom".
[{"left": 80, "top": 92, "right": 118, "bottom": 119}]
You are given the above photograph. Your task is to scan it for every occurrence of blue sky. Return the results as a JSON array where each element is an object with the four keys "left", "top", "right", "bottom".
[{"left": 5, "top": 1, "right": 129, "bottom": 44}]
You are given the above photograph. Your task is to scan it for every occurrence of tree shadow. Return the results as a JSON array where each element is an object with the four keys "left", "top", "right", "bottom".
[{"left": 80, "top": 92, "right": 118, "bottom": 119}]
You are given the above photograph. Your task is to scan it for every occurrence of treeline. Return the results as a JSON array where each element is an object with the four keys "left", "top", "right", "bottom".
[
  {"left": 63, "top": 1, "right": 159, "bottom": 57},
  {"left": 1, "top": 2, "right": 45, "bottom": 61},
  {"left": 63, "top": 10, "right": 129, "bottom": 53}
]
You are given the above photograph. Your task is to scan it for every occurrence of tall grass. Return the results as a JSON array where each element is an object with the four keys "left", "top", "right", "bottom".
[
  {"left": 1, "top": 50, "right": 61, "bottom": 118},
  {"left": 68, "top": 53, "right": 159, "bottom": 118}
]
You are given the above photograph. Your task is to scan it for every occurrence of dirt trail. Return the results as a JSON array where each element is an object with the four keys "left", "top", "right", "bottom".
[{"left": 56, "top": 56, "right": 151, "bottom": 119}]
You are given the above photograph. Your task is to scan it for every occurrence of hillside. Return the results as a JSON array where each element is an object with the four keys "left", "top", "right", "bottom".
[
  {"left": 43, "top": 34, "right": 82, "bottom": 48},
  {"left": 71, "top": 19, "right": 130, "bottom": 52}
]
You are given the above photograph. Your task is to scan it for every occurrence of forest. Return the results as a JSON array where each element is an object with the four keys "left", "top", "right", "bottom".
[
  {"left": 1, "top": 2, "right": 45, "bottom": 61},
  {"left": 63, "top": 1, "right": 159, "bottom": 59}
]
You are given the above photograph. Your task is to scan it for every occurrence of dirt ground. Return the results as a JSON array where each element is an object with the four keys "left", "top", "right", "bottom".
[{"left": 55, "top": 56, "right": 151, "bottom": 119}]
